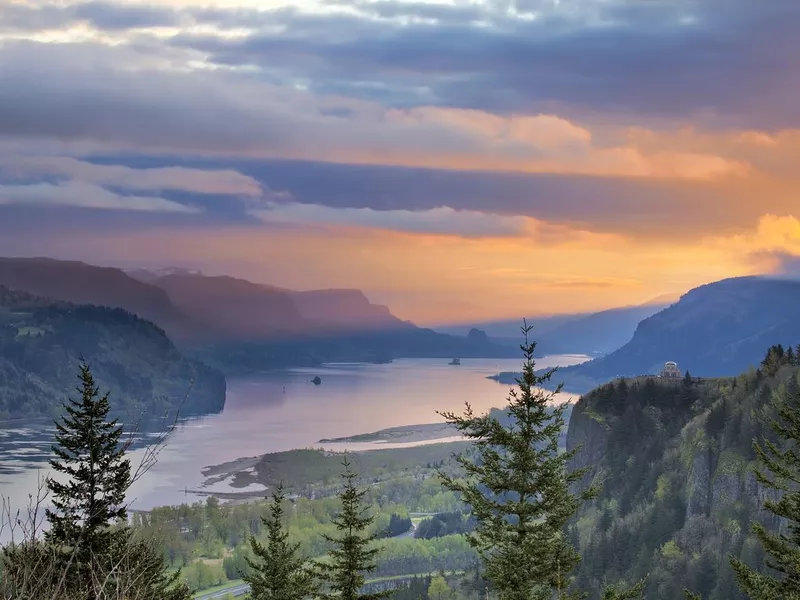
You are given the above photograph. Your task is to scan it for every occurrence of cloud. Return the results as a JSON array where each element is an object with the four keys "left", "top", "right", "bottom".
[
  {"left": 712, "top": 214, "right": 800, "bottom": 276},
  {"left": 750, "top": 252, "right": 800, "bottom": 280},
  {"left": 0, "top": 180, "right": 200, "bottom": 212},
  {"left": 0, "top": 156, "right": 263, "bottom": 196},
  {"left": 250, "top": 203, "right": 527, "bottom": 237},
  {"left": 0, "top": 41, "right": 748, "bottom": 183},
  {"left": 0, "top": 1, "right": 184, "bottom": 34},
  {"left": 163, "top": 0, "right": 800, "bottom": 128}
]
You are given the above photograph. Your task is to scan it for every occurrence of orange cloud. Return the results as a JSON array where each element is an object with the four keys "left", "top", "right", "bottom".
[{"left": 286, "top": 107, "right": 749, "bottom": 181}]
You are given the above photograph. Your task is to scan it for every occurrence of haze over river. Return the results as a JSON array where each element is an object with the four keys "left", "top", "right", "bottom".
[{"left": 0, "top": 356, "right": 587, "bottom": 521}]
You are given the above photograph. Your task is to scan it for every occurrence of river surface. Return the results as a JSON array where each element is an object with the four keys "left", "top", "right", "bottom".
[{"left": 0, "top": 355, "right": 587, "bottom": 525}]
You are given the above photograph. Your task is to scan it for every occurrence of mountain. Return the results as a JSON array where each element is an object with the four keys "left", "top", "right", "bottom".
[
  {"left": 532, "top": 301, "right": 673, "bottom": 355},
  {"left": 0, "top": 258, "right": 514, "bottom": 373},
  {"left": 289, "top": 289, "right": 411, "bottom": 332},
  {"left": 152, "top": 273, "right": 307, "bottom": 340},
  {"left": 0, "top": 257, "right": 199, "bottom": 340},
  {"left": 564, "top": 348, "right": 800, "bottom": 598},
  {"left": 146, "top": 271, "right": 410, "bottom": 337},
  {"left": 0, "top": 259, "right": 408, "bottom": 341},
  {"left": 0, "top": 287, "right": 226, "bottom": 420},
  {"left": 437, "top": 297, "right": 673, "bottom": 356},
  {"left": 493, "top": 277, "right": 800, "bottom": 392}
]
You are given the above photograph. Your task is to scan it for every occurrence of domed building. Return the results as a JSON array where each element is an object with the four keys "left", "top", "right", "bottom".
[{"left": 660, "top": 361, "right": 682, "bottom": 378}]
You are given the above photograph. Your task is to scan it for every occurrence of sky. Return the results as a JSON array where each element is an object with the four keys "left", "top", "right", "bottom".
[{"left": 1, "top": 0, "right": 800, "bottom": 324}]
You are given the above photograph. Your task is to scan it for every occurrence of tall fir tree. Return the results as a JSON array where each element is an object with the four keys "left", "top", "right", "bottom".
[
  {"left": 0, "top": 362, "right": 192, "bottom": 599},
  {"left": 731, "top": 383, "right": 800, "bottom": 598},
  {"left": 243, "top": 484, "right": 316, "bottom": 600},
  {"left": 438, "top": 324, "right": 595, "bottom": 600},
  {"left": 46, "top": 361, "right": 131, "bottom": 564},
  {"left": 318, "top": 458, "right": 391, "bottom": 600}
]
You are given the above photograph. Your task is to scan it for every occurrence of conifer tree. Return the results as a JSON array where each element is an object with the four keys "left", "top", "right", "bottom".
[
  {"left": 318, "top": 458, "right": 391, "bottom": 600},
  {"left": 243, "top": 484, "right": 316, "bottom": 600},
  {"left": 438, "top": 324, "right": 595, "bottom": 600},
  {"left": 46, "top": 361, "right": 131, "bottom": 566},
  {"left": 0, "top": 362, "right": 191, "bottom": 599},
  {"left": 731, "top": 384, "right": 800, "bottom": 598}
]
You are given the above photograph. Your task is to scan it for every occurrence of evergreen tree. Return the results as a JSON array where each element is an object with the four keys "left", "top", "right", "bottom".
[
  {"left": 2, "top": 362, "right": 190, "bottom": 600},
  {"left": 319, "top": 458, "right": 391, "bottom": 600},
  {"left": 46, "top": 361, "right": 131, "bottom": 566},
  {"left": 438, "top": 324, "right": 595, "bottom": 600},
  {"left": 243, "top": 484, "right": 316, "bottom": 600},
  {"left": 731, "top": 385, "right": 800, "bottom": 598}
]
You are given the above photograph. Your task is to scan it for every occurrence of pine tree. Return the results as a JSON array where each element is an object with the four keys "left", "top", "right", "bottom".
[
  {"left": 243, "top": 484, "right": 316, "bottom": 600},
  {"left": 731, "top": 384, "right": 800, "bottom": 598},
  {"left": 438, "top": 324, "right": 596, "bottom": 600},
  {"left": 318, "top": 458, "right": 391, "bottom": 600},
  {"left": 46, "top": 361, "right": 131, "bottom": 567},
  {"left": 1, "top": 362, "right": 191, "bottom": 600}
]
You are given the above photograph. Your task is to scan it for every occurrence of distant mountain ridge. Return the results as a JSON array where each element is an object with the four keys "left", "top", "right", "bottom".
[
  {"left": 494, "top": 276, "right": 800, "bottom": 392},
  {"left": 0, "top": 257, "right": 514, "bottom": 372},
  {"left": 0, "top": 259, "right": 409, "bottom": 341},
  {"left": 438, "top": 296, "right": 674, "bottom": 356}
]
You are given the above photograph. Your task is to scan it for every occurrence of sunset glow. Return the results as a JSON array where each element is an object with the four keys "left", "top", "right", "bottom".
[{"left": 2, "top": 0, "right": 799, "bottom": 324}]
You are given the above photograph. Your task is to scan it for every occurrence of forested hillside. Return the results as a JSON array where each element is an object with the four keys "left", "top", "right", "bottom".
[
  {"left": 0, "top": 287, "right": 226, "bottom": 420},
  {"left": 566, "top": 345, "right": 799, "bottom": 598}
]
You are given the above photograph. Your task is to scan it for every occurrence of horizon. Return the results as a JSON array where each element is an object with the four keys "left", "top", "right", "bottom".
[
  {"left": 0, "top": 254, "right": 688, "bottom": 327},
  {"left": 2, "top": 0, "right": 800, "bottom": 323}
]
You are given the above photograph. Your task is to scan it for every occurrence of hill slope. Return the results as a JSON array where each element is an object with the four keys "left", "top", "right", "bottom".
[
  {"left": 438, "top": 298, "right": 671, "bottom": 356},
  {"left": 153, "top": 273, "right": 306, "bottom": 340},
  {"left": 0, "top": 287, "right": 226, "bottom": 420},
  {"left": 289, "top": 288, "right": 411, "bottom": 332},
  {"left": 565, "top": 350, "right": 799, "bottom": 598},
  {"left": 494, "top": 277, "right": 800, "bottom": 392}
]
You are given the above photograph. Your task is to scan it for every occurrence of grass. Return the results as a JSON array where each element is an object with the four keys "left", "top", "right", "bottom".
[{"left": 210, "top": 442, "right": 472, "bottom": 493}]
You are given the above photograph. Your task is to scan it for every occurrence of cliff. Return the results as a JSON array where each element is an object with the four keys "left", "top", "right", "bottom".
[{"left": 565, "top": 357, "right": 799, "bottom": 599}]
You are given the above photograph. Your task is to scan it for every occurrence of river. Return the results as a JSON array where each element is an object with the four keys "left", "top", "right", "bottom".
[{"left": 0, "top": 355, "right": 587, "bottom": 528}]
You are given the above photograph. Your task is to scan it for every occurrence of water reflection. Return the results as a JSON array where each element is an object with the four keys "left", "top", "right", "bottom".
[{"left": 0, "top": 356, "right": 588, "bottom": 519}]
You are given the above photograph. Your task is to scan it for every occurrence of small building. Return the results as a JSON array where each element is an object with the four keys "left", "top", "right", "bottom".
[{"left": 660, "top": 361, "right": 682, "bottom": 378}]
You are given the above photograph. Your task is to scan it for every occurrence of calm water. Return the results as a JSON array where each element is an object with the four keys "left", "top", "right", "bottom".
[{"left": 0, "top": 355, "right": 587, "bottom": 523}]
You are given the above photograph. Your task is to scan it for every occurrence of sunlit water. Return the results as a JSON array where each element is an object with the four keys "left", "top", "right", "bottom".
[{"left": 0, "top": 355, "right": 587, "bottom": 535}]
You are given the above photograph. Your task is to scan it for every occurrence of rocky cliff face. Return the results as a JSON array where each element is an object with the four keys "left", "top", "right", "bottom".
[{"left": 565, "top": 400, "right": 609, "bottom": 491}]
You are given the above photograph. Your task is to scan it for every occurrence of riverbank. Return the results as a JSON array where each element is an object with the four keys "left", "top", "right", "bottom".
[{"left": 318, "top": 422, "right": 459, "bottom": 444}]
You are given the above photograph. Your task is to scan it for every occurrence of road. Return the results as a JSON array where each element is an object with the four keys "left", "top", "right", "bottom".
[{"left": 194, "top": 582, "right": 250, "bottom": 599}]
